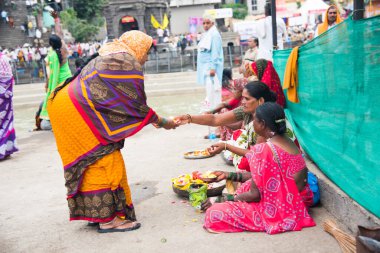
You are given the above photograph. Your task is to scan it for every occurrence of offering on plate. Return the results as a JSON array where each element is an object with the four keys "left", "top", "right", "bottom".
[{"left": 183, "top": 149, "right": 212, "bottom": 159}]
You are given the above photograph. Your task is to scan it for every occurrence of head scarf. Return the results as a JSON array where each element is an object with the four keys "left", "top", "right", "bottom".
[
  {"left": 318, "top": 5, "right": 343, "bottom": 35},
  {"left": 250, "top": 59, "right": 286, "bottom": 107},
  {"left": 98, "top": 30, "right": 153, "bottom": 63}
]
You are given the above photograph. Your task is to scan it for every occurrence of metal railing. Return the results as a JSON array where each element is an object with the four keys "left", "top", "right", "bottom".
[
  {"left": 144, "top": 45, "right": 249, "bottom": 74},
  {"left": 11, "top": 42, "right": 302, "bottom": 84}
]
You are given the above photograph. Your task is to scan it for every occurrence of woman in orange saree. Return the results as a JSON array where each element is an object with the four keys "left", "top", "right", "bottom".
[{"left": 47, "top": 31, "right": 176, "bottom": 233}]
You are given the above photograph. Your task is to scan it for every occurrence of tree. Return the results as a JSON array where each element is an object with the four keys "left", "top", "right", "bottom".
[
  {"left": 222, "top": 3, "right": 248, "bottom": 20},
  {"left": 60, "top": 0, "right": 107, "bottom": 42},
  {"left": 60, "top": 8, "right": 100, "bottom": 42},
  {"left": 73, "top": 0, "right": 107, "bottom": 21}
]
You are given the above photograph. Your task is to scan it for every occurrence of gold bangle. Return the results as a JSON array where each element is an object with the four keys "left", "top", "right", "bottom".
[{"left": 224, "top": 142, "right": 227, "bottom": 151}]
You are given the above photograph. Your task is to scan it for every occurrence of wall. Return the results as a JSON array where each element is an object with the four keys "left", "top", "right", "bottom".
[{"left": 170, "top": 4, "right": 215, "bottom": 34}]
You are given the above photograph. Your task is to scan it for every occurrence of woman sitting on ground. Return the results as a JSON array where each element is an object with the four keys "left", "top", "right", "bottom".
[
  {"left": 201, "top": 102, "right": 315, "bottom": 234},
  {"left": 175, "top": 81, "right": 276, "bottom": 169},
  {"left": 208, "top": 58, "right": 286, "bottom": 118}
]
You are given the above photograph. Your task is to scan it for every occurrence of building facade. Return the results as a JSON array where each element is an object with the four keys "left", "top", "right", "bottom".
[
  {"left": 103, "top": 0, "right": 170, "bottom": 39},
  {"left": 169, "top": 0, "right": 221, "bottom": 34}
]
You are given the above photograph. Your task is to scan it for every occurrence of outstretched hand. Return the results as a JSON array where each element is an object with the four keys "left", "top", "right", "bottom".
[
  {"left": 207, "top": 142, "right": 225, "bottom": 156},
  {"left": 153, "top": 118, "right": 179, "bottom": 130},
  {"left": 173, "top": 115, "right": 190, "bottom": 126}
]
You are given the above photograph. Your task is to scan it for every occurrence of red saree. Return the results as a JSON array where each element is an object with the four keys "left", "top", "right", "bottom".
[
  {"left": 251, "top": 60, "right": 286, "bottom": 107},
  {"left": 204, "top": 142, "right": 315, "bottom": 234}
]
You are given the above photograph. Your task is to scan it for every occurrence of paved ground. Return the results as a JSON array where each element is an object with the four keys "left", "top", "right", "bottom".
[{"left": 0, "top": 72, "right": 341, "bottom": 253}]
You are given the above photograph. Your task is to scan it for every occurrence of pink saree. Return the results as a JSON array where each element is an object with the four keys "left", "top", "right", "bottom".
[{"left": 204, "top": 142, "right": 315, "bottom": 234}]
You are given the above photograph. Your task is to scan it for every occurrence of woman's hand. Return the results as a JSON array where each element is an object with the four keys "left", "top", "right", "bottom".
[
  {"left": 207, "top": 142, "right": 226, "bottom": 156},
  {"left": 201, "top": 198, "right": 212, "bottom": 211},
  {"left": 173, "top": 115, "right": 190, "bottom": 125},
  {"left": 162, "top": 119, "right": 178, "bottom": 130},
  {"left": 201, "top": 171, "right": 227, "bottom": 183}
]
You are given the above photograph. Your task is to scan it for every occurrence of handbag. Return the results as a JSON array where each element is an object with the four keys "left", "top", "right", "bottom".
[{"left": 307, "top": 171, "right": 320, "bottom": 206}]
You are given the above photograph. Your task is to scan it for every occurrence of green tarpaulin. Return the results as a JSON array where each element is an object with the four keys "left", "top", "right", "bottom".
[{"left": 273, "top": 15, "right": 380, "bottom": 218}]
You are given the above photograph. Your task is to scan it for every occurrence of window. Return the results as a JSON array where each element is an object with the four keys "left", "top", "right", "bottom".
[{"left": 251, "top": 0, "right": 257, "bottom": 11}]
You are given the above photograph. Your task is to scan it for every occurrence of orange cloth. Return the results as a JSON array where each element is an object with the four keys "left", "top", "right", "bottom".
[
  {"left": 283, "top": 46, "right": 300, "bottom": 103},
  {"left": 80, "top": 150, "right": 133, "bottom": 207},
  {"left": 48, "top": 84, "right": 99, "bottom": 167},
  {"left": 98, "top": 30, "right": 153, "bottom": 63},
  {"left": 317, "top": 5, "right": 343, "bottom": 35}
]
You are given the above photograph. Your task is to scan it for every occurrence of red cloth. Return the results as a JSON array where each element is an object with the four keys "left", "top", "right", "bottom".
[
  {"left": 204, "top": 143, "right": 315, "bottom": 234},
  {"left": 251, "top": 61, "right": 286, "bottom": 107}
]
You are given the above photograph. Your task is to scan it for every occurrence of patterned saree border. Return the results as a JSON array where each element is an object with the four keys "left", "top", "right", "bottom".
[
  {"left": 67, "top": 187, "right": 136, "bottom": 222},
  {"left": 64, "top": 143, "right": 102, "bottom": 170}
]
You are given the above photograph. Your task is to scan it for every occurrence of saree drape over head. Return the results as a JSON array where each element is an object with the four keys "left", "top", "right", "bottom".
[
  {"left": 204, "top": 142, "right": 315, "bottom": 234},
  {"left": 0, "top": 53, "right": 18, "bottom": 159},
  {"left": 48, "top": 52, "right": 158, "bottom": 222},
  {"left": 250, "top": 60, "right": 286, "bottom": 107}
]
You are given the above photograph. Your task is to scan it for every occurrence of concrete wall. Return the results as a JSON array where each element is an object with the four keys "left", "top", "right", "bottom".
[{"left": 170, "top": 4, "right": 215, "bottom": 35}]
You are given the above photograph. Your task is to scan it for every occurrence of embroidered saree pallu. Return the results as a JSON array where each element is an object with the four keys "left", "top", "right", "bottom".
[{"left": 48, "top": 52, "right": 158, "bottom": 222}]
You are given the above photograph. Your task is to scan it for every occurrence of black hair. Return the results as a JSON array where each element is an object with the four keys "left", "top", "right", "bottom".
[
  {"left": 244, "top": 81, "right": 277, "bottom": 102},
  {"left": 255, "top": 102, "right": 286, "bottom": 135},
  {"left": 51, "top": 52, "right": 99, "bottom": 99},
  {"left": 75, "top": 58, "right": 85, "bottom": 69},
  {"left": 265, "top": 3, "right": 271, "bottom": 16},
  {"left": 49, "top": 34, "right": 63, "bottom": 65},
  {"left": 222, "top": 68, "right": 232, "bottom": 88},
  {"left": 253, "top": 37, "right": 259, "bottom": 47}
]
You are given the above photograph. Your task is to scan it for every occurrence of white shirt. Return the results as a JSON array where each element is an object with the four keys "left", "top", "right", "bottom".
[{"left": 256, "top": 16, "right": 288, "bottom": 60}]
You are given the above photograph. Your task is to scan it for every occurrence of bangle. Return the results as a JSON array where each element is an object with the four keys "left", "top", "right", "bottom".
[
  {"left": 224, "top": 142, "right": 227, "bottom": 151},
  {"left": 225, "top": 194, "right": 235, "bottom": 201},
  {"left": 227, "top": 172, "right": 238, "bottom": 181},
  {"left": 158, "top": 117, "right": 167, "bottom": 127},
  {"left": 185, "top": 114, "right": 192, "bottom": 124}
]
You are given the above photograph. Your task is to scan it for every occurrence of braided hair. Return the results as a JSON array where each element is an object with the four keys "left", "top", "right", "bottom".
[
  {"left": 49, "top": 34, "right": 63, "bottom": 65},
  {"left": 51, "top": 52, "right": 99, "bottom": 99},
  {"left": 255, "top": 102, "right": 287, "bottom": 135}
]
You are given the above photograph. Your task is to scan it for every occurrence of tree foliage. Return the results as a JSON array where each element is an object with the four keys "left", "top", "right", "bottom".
[
  {"left": 60, "top": 0, "right": 106, "bottom": 42},
  {"left": 72, "top": 0, "right": 107, "bottom": 20},
  {"left": 222, "top": 3, "right": 248, "bottom": 20},
  {"left": 60, "top": 8, "right": 101, "bottom": 42}
]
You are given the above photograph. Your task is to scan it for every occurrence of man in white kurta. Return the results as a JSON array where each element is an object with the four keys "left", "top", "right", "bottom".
[
  {"left": 197, "top": 14, "right": 224, "bottom": 109},
  {"left": 256, "top": 3, "right": 288, "bottom": 61}
]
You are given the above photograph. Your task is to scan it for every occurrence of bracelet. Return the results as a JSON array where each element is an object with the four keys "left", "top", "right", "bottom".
[
  {"left": 185, "top": 114, "right": 192, "bottom": 124},
  {"left": 225, "top": 194, "right": 235, "bottom": 201},
  {"left": 157, "top": 117, "right": 167, "bottom": 128},
  {"left": 227, "top": 172, "right": 237, "bottom": 181},
  {"left": 224, "top": 142, "right": 227, "bottom": 151},
  {"left": 237, "top": 173, "right": 243, "bottom": 182}
]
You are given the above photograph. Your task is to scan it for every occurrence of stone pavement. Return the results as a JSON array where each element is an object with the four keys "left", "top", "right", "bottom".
[{"left": 0, "top": 72, "right": 341, "bottom": 253}]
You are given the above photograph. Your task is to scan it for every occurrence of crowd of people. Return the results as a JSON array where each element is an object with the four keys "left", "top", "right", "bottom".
[{"left": 0, "top": 4, "right": 332, "bottom": 236}]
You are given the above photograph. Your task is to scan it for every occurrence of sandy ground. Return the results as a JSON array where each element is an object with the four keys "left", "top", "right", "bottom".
[{"left": 0, "top": 93, "right": 341, "bottom": 253}]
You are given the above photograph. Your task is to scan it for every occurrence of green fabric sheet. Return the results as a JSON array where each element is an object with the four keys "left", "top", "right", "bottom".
[{"left": 273, "top": 16, "right": 380, "bottom": 218}]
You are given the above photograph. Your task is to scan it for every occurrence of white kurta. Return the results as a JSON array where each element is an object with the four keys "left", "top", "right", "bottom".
[{"left": 256, "top": 16, "right": 287, "bottom": 61}]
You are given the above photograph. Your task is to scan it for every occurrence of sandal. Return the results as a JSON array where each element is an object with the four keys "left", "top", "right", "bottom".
[{"left": 98, "top": 220, "right": 141, "bottom": 233}]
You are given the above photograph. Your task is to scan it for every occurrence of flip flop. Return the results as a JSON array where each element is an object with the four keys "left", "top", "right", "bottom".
[{"left": 97, "top": 221, "right": 141, "bottom": 233}]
